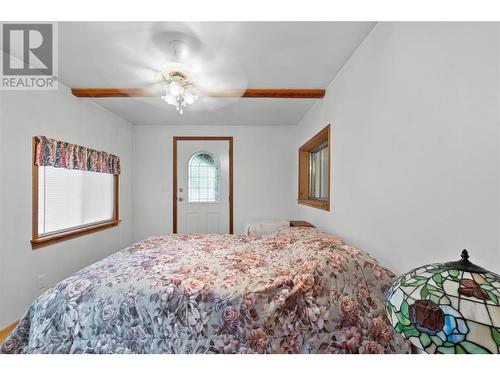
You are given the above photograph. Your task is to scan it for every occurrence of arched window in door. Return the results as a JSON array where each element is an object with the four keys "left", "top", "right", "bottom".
[{"left": 188, "top": 152, "right": 220, "bottom": 203}]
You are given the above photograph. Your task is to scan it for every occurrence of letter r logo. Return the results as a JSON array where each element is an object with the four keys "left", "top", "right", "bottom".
[{"left": 2, "top": 24, "right": 53, "bottom": 75}]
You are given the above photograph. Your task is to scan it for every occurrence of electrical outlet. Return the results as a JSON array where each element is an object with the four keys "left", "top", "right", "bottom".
[{"left": 38, "top": 274, "right": 47, "bottom": 290}]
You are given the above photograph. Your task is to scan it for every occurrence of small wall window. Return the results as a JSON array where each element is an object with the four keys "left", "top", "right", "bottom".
[
  {"left": 298, "top": 124, "right": 331, "bottom": 211},
  {"left": 309, "top": 143, "right": 329, "bottom": 200},
  {"left": 188, "top": 152, "right": 220, "bottom": 203}
]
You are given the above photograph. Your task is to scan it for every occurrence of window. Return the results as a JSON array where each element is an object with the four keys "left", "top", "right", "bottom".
[
  {"left": 298, "top": 124, "right": 331, "bottom": 210},
  {"left": 38, "top": 167, "right": 114, "bottom": 235},
  {"left": 32, "top": 137, "right": 119, "bottom": 248},
  {"left": 188, "top": 152, "right": 220, "bottom": 203},
  {"left": 309, "top": 143, "right": 329, "bottom": 200}
]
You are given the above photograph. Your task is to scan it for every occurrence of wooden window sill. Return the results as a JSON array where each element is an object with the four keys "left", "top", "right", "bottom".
[
  {"left": 31, "top": 220, "right": 120, "bottom": 249},
  {"left": 298, "top": 199, "right": 330, "bottom": 211}
]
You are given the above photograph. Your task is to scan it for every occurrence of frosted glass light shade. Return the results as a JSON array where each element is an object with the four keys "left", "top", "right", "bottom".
[{"left": 169, "top": 82, "right": 180, "bottom": 96}]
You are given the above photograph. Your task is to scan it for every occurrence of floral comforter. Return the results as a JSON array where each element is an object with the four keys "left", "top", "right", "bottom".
[{"left": 2, "top": 228, "right": 409, "bottom": 354}]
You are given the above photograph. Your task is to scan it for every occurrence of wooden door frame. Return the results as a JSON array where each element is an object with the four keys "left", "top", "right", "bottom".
[{"left": 173, "top": 136, "right": 234, "bottom": 234}]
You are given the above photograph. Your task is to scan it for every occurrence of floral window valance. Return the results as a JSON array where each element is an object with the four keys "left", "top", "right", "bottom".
[{"left": 33, "top": 136, "right": 121, "bottom": 175}]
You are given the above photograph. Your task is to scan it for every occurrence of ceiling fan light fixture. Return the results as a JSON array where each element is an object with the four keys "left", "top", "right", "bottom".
[
  {"left": 158, "top": 69, "right": 198, "bottom": 114},
  {"left": 163, "top": 93, "right": 176, "bottom": 105}
]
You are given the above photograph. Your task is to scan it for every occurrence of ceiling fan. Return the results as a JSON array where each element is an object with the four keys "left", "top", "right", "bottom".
[{"left": 71, "top": 24, "right": 326, "bottom": 114}]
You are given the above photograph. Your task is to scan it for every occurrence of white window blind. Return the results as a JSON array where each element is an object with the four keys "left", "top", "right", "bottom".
[{"left": 38, "top": 166, "right": 114, "bottom": 236}]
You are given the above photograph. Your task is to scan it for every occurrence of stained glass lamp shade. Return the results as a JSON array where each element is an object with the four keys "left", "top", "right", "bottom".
[{"left": 385, "top": 250, "right": 500, "bottom": 354}]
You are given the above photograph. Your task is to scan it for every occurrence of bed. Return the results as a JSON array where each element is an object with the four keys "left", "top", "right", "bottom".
[{"left": 1, "top": 227, "right": 409, "bottom": 354}]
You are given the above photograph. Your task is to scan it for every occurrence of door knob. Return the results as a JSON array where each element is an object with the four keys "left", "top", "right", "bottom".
[{"left": 178, "top": 197, "right": 184, "bottom": 202}]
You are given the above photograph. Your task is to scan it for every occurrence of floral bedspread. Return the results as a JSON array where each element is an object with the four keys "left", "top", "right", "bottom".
[{"left": 2, "top": 228, "right": 409, "bottom": 354}]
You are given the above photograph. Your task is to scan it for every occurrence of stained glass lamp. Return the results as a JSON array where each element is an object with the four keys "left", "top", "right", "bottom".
[{"left": 385, "top": 250, "right": 500, "bottom": 354}]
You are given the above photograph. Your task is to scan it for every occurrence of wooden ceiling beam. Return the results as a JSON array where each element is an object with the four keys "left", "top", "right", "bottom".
[
  {"left": 71, "top": 88, "right": 326, "bottom": 99},
  {"left": 242, "top": 89, "right": 325, "bottom": 98}
]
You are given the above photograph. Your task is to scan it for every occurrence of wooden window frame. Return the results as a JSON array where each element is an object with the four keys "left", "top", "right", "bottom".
[
  {"left": 31, "top": 139, "right": 120, "bottom": 249},
  {"left": 298, "top": 124, "right": 331, "bottom": 211}
]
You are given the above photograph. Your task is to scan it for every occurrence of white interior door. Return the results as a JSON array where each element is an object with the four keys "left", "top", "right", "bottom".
[{"left": 176, "top": 140, "right": 230, "bottom": 234}]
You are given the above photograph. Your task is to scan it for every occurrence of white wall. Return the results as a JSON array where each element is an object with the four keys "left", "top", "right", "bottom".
[
  {"left": 133, "top": 125, "right": 295, "bottom": 240},
  {"left": 0, "top": 86, "right": 134, "bottom": 326},
  {"left": 293, "top": 22, "right": 500, "bottom": 274}
]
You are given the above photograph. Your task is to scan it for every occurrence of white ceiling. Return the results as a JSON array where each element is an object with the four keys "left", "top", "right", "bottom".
[{"left": 59, "top": 22, "right": 376, "bottom": 126}]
